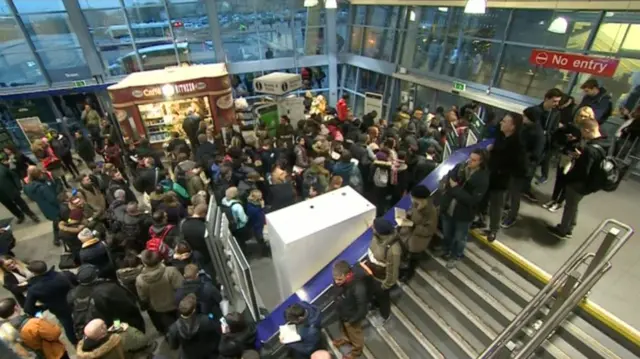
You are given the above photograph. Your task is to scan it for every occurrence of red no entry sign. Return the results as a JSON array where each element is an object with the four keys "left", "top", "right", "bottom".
[{"left": 529, "top": 49, "right": 619, "bottom": 77}]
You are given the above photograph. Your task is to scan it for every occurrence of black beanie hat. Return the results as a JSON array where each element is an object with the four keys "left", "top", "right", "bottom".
[
  {"left": 76, "top": 264, "right": 98, "bottom": 284},
  {"left": 411, "top": 185, "right": 430, "bottom": 199},
  {"left": 373, "top": 217, "right": 394, "bottom": 235}
]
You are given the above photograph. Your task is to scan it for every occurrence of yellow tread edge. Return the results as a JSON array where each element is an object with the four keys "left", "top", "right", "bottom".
[{"left": 470, "top": 229, "right": 640, "bottom": 348}]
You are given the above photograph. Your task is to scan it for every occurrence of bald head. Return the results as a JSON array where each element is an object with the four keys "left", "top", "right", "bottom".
[
  {"left": 311, "top": 350, "right": 332, "bottom": 359},
  {"left": 84, "top": 319, "right": 107, "bottom": 340},
  {"left": 114, "top": 189, "right": 126, "bottom": 201},
  {"left": 27, "top": 165, "right": 41, "bottom": 180}
]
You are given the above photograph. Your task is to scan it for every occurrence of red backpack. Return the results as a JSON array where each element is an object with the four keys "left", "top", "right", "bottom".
[{"left": 146, "top": 225, "right": 174, "bottom": 259}]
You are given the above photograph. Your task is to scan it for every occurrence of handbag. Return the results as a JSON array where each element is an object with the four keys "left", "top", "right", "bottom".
[{"left": 58, "top": 243, "right": 78, "bottom": 270}]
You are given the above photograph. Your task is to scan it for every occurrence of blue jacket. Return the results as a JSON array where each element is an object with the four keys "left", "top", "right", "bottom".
[
  {"left": 23, "top": 178, "right": 59, "bottom": 221},
  {"left": 245, "top": 202, "right": 265, "bottom": 236},
  {"left": 285, "top": 301, "right": 322, "bottom": 356},
  {"left": 332, "top": 162, "right": 354, "bottom": 185},
  {"left": 25, "top": 267, "right": 74, "bottom": 316}
]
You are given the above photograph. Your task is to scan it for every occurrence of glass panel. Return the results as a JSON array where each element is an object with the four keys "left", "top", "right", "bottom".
[
  {"left": 447, "top": 7, "right": 509, "bottom": 40},
  {"left": 21, "top": 13, "right": 80, "bottom": 50},
  {"left": 102, "top": 44, "right": 137, "bottom": 75},
  {"left": 507, "top": 10, "right": 597, "bottom": 50},
  {"left": 222, "top": 32, "right": 261, "bottom": 62},
  {"left": 591, "top": 12, "right": 640, "bottom": 54},
  {"left": 300, "top": 66, "right": 328, "bottom": 89},
  {"left": 0, "top": 15, "right": 25, "bottom": 49},
  {"left": 358, "top": 69, "right": 386, "bottom": 94},
  {"left": 79, "top": 0, "right": 122, "bottom": 10},
  {"left": 354, "top": 95, "right": 364, "bottom": 115},
  {"left": 167, "top": 2, "right": 215, "bottom": 62},
  {"left": 217, "top": 0, "right": 257, "bottom": 34},
  {"left": 404, "top": 7, "right": 449, "bottom": 70},
  {"left": 336, "top": 2, "right": 349, "bottom": 53},
  {"left": 350, "top": 26, "right": 363, "bottom": 54},
  {"left": 416, "top": 85, "right": 437, "bottom": 110},
  {"left": 39, "top": 48, "right": 92, "bottom": 82},
  {"left": 298, "top": 27, "right": 324, "bottom": 56},
  {"left": 571, "top": 57, "right": 640, "bottom": 116},
  {"left": 83, "top": 9, "right": 127, "bottom": 45},
  {"left": 354, "top": 6, "right": 366, "bottom": 25},
  {"left": 440, "top": 37, "right": 498, "bottom": 85},
  {"left": 344, "top": 65, "right": 357, "bottom": 89},
  {"left": 496, "top": 44, "right": 570, "bottom": 98},
  {"left": 15, "top": 0, "right": 65, "bottom": 13},
  {"left": 363, "top": 27, "right": 394, "bottom": 62},
  {"left": 366, "top": 6, "right": 400, "bottom": 28},
  {"left": 0, "top": 51, "right": 46, "bottom": 86}
]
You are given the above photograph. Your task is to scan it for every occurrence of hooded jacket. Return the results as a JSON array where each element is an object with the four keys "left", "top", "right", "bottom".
[
  {"left": 334, "top": 266, "right": 368, "bottom": 324},
  {"left": 119, "top": 213, "right": 153, "bottom": 252},
  {"left": 174, "top": 277, "right": 223, "bottom": 320},
  {"left": 218, "top": 325, "right": 256, "bottom": 359},
  {"left": 135, "top": 264, "right": 184, "bottom": 312},
  {"left": 168, "top": 314, "right": 221, "bottom": 359},
  {"left": 368, "top": 232, "right": 402, "bottom": 290},
  {"left": 24, "top": 179, "right": 59, "bottom": 221},
  {"left": 7, "top": 314, "right": 66, "bottom": 359},
  {"left": 106, "top": 179, "right": 136, "bottom": 205},
  {"left": 400, "top": 198, "right": 438, "bottom": 253},
  {"left": 79, "top": 240, "right": 114, "bottom": 279},
  {"left": 106, "top": 200, "right": 126, "bottom": 232},
  {"left": 285, "top": 301, "right": 322, "bottom": 356},
  {"left": 76, "top": 327, "right": 149, "bottom": 359},
  {"left": 25, "top": 267, "right": 74, "bottom": 317},
  {"left": 116, "top": 266, "right": 142, "bottom": 302},
  {"left": 440, "top": 162, "right": 489, "bottom": 222},
  {"left": 566, "top": 136, "right": 610, "bottom": 194},
  {"left": 578, "top": 87, "right": 613, "bottom": 124}
]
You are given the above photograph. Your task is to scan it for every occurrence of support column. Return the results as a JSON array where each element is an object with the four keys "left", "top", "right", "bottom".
[
  {"left": 400, "top": 7, "right": 421, "bottom": 69},
  {"left": 326, "top": 8, "right": 338, "bottom": 106},
  {"left": 305, "top": 5, "right": 323, "bottom": 55},
  {"left": 63, "top": 0, "right": 105, "bottom": 76},
  {"left": 205, "top": 0, "right": 227, "bottom": 63}
]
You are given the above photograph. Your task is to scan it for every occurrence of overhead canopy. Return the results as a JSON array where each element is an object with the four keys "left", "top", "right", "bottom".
[{"left": 108, "top": 63, "right": 229, "bottom": 91}]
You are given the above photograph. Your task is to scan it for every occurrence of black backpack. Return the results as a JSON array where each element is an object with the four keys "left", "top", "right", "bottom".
[
  {"left": 220, "top": 201, "right": 242, "bottom": 231},
  {"left": 589, "top": 144, "right": 629, "bottom": 192},
  {"left": 72, "top": 295, "right": 99, "bottom": 339}
]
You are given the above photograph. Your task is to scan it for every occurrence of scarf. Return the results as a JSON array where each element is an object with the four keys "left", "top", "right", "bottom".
[{"left": 391, "top": 159, "right": 405, "bottom": 185}]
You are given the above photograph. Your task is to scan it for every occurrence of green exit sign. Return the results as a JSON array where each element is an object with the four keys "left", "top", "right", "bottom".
[
  {"left": 73, "top": 80, "right": 87, "bottom": 87},
  {"left": 453, "top": 81, "right": 466, "bottom": 92}
]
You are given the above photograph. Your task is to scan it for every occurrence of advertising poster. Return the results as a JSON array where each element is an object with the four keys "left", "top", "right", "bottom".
[{"left": 16, "top": 116, "right": 45, "bottom": 146}]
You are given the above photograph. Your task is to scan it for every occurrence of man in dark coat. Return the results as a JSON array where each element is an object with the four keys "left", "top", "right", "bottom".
[
  {"left": 106, "top": 169, "right": 136, "bottom": 205},
  {"left": 331, "top": 260, "right": 368, "bottom": 359},
  {"left": 182, "top": 111, "right": 202, "bottom": 154},
  {"left": 168, "top": 293, "right": 221, "bottom": 359},
  {"left": 77, "top": 228, "right": 116, "bottom": 279},
  {"left": 530, "top": 88, "right": 562, "bottom": 184},
  {"left": 174, "top": 264, "right": 222, "bottom": 320},
  {"left": 23, "top": 166, "right": 60, "bottom": 245},
  {"left": 67, "top": 264, "right": 144, "bottom": 334},
  {"left": 24, "top": 261, "right": 77, "bottom": 345},
  {"left": 195, "top": 134, "right": 217, "bottom": 170},
  {"left": 577, "top": 79, "right": 613, "bottom": 125},
  {"left": 134, "top": 157, "right": 161, "bottom": 196},
  {"left": 180, "top": 204, "right": 211, "bottom": 264},
  {"left": 0, "top": 154, "right": 39, "bottom": 224}
]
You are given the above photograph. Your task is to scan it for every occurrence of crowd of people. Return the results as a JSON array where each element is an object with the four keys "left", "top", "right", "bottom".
[{"left": 0, "top": 75, "right": 635, "bottom": 359}]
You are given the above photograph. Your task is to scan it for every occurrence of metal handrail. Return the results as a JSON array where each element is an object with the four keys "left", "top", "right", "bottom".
[
  {"left": 514, "top": 221, "right": 633, "bottom": 358},
  {"left": 477, "top": 219, "right": 633, "bottom": 358}
]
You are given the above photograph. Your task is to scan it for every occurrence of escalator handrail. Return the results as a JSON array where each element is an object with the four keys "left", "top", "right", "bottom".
[{"left": 255, "top": 139, "right": 494, "bottom": 345}]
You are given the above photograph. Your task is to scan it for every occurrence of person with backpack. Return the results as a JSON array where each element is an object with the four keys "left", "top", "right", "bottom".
[
  {"left": 67, "top": 264, "right": 144, "bottom": 338},
  {"left": 0, "top": 297, "right": 69, "bottom": 359},
  {"left": 331, "top": 150, "right": 363, "bottom": 193},
  {"left": 302, "top": 157, "right": 330, "bottom": 198},
  {"left": 119, "top": 202, "right": 153, "bottom": 253},
  {"left": 221, "top": 187, "right": 251, "bottom": 253},
  {"left": 548, "top": 117, "right": 618, "bottom": 239},
  {"left": 168, "top": 294, "right": 221, "bottom": 359},
  {"left": 168, "top": 242, "right": 209, "bottom": 276},
  {"left": 147, "top": 211, "right": 180, "bottom": 260},
  {"left": 371, "top": 150, "right": 393, "bottom": 216},
  {"left": 174, "top": 152, "right": 197, "bottom": 193},
  {"left": 398, "top": 185, "right": 438, "bottom": 282},
  {"left": 105, "top": 170, "right": 136, "bottom": 205},
  {"left": 174, "top": 264, "right": 222, "bottom": 320},
  {"left": 282, "top": 302, "right": 322, "bottom": 359},
  {"left": 105, "top": 189, "right": 127, "bottom": 234},
  {"left": 136, "top": 250, "right": 184, "bottom": 335},
  {"left": 331, "top": 260, "right": 368, "bottom": 359},
  {"left": 23, "top": 261, "right": 77, "bottom": 345}
]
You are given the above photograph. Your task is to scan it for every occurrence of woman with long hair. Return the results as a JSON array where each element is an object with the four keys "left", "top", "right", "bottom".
[
  {"left": 543, "top": 106, "right": 595, "bottom": 212},
  {"left": 2, "top": 145, "right": 35, "bottom": 180},
  {"left": 0, "top": 255, "right": 32, "bottom": 307},
  {"left": 31, "top": 139, "right": 69, "bottom": 189}
]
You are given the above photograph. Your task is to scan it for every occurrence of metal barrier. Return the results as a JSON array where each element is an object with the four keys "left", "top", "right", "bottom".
[
  {"left": 205, "top": 196, "right": 262, "bottom": 322},
  {"left": 478, "top": 219, "right": 634, "bottom": 359}
]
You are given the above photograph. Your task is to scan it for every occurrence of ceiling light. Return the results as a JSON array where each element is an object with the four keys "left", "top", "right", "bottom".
[
  {"left": 438, "top": 7, "right": 448, "bottom": 12},
  {"left": 409, "top": 10, "right": 416, "bottom": 21},
  {"left": 548, "top": 16, "right": 568, "bottom": 34},
  {"left": 304, "top": 0, "right": 318, "bottom": 7},
  {"left": 325, "top": 0, "right": 337, "bottom": 9},
  {"left": 464, "top": 0, "right": 486, "bottom": 14}
]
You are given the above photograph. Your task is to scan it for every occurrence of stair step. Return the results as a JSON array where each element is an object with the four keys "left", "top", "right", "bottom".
[{"left": 366, "top": 313, "right": 409, "bottom": 359}]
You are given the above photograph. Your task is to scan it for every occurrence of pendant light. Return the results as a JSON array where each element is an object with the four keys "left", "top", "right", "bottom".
[
  {"left": 548, "top": 16, "right": 568, "bottom": 34},
  {"left": 325, "top": 0, "right": 337, "bottom": 9},
  {"left": 464, "top": 0, "right": 486, "bottom": 14},
  {"left": 409, "top": 10, "right": 416, "bottom": 21},
  {"left": 304, "top": 0, "right": 318, "bottom": 7}
]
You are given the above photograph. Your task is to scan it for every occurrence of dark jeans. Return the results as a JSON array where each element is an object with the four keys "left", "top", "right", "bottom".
[
  {"left": 370, "top": 280, "right": 391, "bottom": 320},
  {"left": 540, "top": 149, "right": 553, "bottom": 179},
  {"left": 52, "top": 220, "right": 60, "bottom": 244},
  {"left": 147, "top": 309, "right": 177, "bottom": 335},
  {"left": 373, "top": 186, "right": 390, "bottom": 217},
  {"left": 54, "top": 311, "right": 77, "bottom": 345},
  {"left": 551, "top": 166, "right": 567, "bottom": 203},
  {"left": 0, "top": 195, "right": 35, "bottom": 220},
  {"left": 488, "top": 189, "right": 506, "bottom": 232},
  {"left": 505, "top": 177, "right": 524, "bottom": 221},
  {"left": 441, "top": 214, "right": 471, "bottom": 259},
  {"left": 558, "top": 185, "right": 583, "bottom": 234},
  {"left": 61, "top": 153, "right": 80, "bottom": 177}
]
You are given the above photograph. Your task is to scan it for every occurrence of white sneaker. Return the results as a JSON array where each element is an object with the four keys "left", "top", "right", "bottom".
[
  {"left": 548, "top": 203, "right": 562, "bottom": 212},
  {"left": 542, "top": 201, "right": 555, "bottom": 209}
]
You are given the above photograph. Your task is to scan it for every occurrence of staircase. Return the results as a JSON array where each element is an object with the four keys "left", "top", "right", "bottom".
[{"left": 264, "top": 232, "right": 638, "bottom": 359}]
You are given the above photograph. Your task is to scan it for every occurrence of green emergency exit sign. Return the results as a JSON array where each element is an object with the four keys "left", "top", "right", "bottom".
[
  {"left": 453, "top": 81, "right": 466, "bottom": 92},
  {"left": 73, "top": 80, "right": 87, "bottom": 87}
]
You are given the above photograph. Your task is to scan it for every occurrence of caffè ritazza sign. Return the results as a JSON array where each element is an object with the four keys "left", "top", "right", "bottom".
[{"left": 131, "top": 81, "right": 207, "bottom": 98}]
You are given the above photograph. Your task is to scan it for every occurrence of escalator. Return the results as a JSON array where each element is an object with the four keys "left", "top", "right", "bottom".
[{"left": 261, "top": 233, "right": 638, "bottom": 358}]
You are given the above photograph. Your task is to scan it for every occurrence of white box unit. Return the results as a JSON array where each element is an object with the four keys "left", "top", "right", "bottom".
[
  {"left": 266, "top": 186, "right": 375, "bottom": 303},
  {"left": 253, "top": 72, "right": 302, "bottom": 96}
]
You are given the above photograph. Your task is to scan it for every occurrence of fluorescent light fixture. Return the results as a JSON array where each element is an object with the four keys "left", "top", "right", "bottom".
[
  {"left": 464, "top": 0, "right": 486, "bottom": 14},
  {"left": 438, "top": 7, "right": 448, "bottom": 12},
  {"left": 325, "top": 0, "right": 337, "bottom": 9},
  {"left": 304, "top": 0, "right": 318, "bottom": 7},
  {"left": 409, "top": 10, "right": 416, "bottom": 21},
  {"left": 548, "top": 16, "right": 568, "bottom": 34}
]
